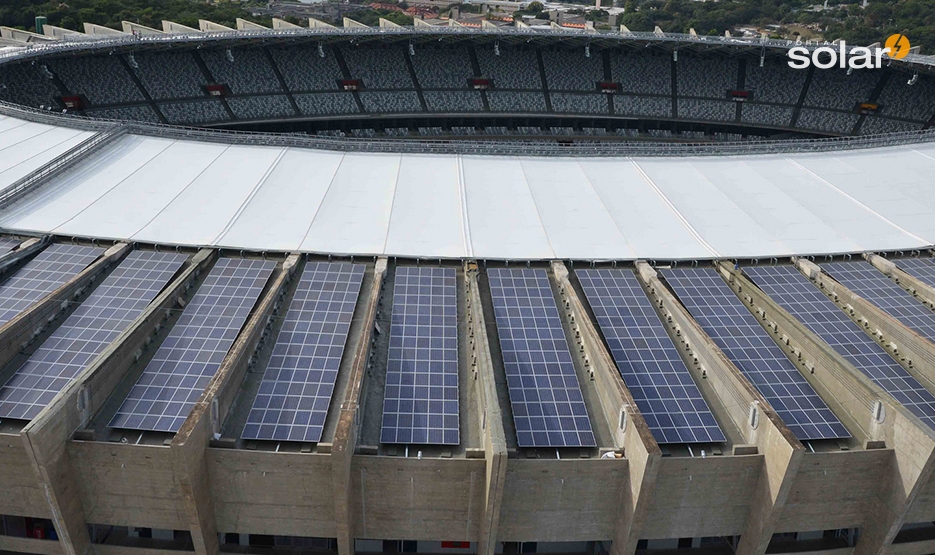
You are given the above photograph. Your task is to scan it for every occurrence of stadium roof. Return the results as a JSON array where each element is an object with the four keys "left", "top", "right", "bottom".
[{"left": 1, "top": 113, "right": 934, "bottom": 260}]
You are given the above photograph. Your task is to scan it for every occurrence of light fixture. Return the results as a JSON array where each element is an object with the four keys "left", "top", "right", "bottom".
[
  {"left": 127, "top": 53, "right": 139, "bottom": 69},
  {"left": 318, "top": 42, "right": 325, "bottom": 58},
  {"left": 909, "top": 72, "right": 919, "bottom": 85},
  {"left": 409, "top": 41, "right": 415, "bottom": 56},
  {"left": 226, "top": 48, "right": 234, "bottom": 62},
  {"left": 494, "top": 41, "right": 500, "bottom": 56},
  {"left": 585, "top": 43, "right": 590, "bottom": 58}
]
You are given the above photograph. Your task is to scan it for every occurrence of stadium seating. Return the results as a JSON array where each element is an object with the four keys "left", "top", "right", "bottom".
[
  {"left": 551, "top": 93, "right": 608, "bottom": 114},
  {"left": 201, "top": 48, "right": 282, "bottom": 94},
  {"left": 542, "top": 49, "right": 603, "bottom": 92},
  {"left": 615, "top": 95, "right": 671, "bottom": 118},
  {"left": 294, "top": 93, "right": 360, "bottom": 116},
  {"left": 797, "top": 108, "right": 859, "bottom": 134},
  {"left": 48, "top": 56, "right": 143, "bottom": 105},
  {"left": 487, "top": 91, "right": 547, "bottom": 112},
  {"left": 875, "top": 75, "right": 935, "bottom": 122},
  {"left": 860, "top": 116, "right": 924, "bottom": 135},
  {"left": 410, "top": 47, "right": 473, "bottom": 89},
  {"left": 677, "top": 56, "right": 738, "bottom": 99},
  {"left": 130, "top": 51, "right": 206, "bottom": 100},
  {"left": 0, "top": 62, "right": 61, "bottom": 109},
  {"left": 744, "top": 58, "right": 807, "bottom": 105},
  {"left": 741, "top": 103, "right": 795, "bottom": 128},
  {"left": 341, "top": 46, "right": 415, "bottom": 89},
  {"left": 158, "top": 99, "right": 230, "bottom": 124},
  {"left": 269, "top": 45, "right": 343, "bottom": 92},
  {"left": 359, "top": 91, "right": 423, "bottom": 113},
  {"left": 476, "top": 46, "right": 542, "bottom": 90},
  {"left": 227, "top": 95, "right": 296, "bottom": 120},
  {"left": 85, "top": 105, "right": 161, "bottom": 123},
  {"left": 423, "top": 91, "right": 484, "bottom": 112},
  {"left": 678, "top": 99, "right": 736, "bottom": 122},
  {"left": 610, "top": 53, "right": 670, "bottom": 96},
  {"left": 804, "top": 67, "right": 880, "bottom": 111}
]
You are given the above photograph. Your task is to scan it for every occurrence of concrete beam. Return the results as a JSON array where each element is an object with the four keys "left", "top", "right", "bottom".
[
  {"left": 161, "top": 21, "right": 201, "bottom": 34},
  {"left": 464, "top": 262, "right": 507, "bottom": 555},
  {"left": 121, "top": 21, "right": 163, "bottom": 35},
  {"left": 309, "top": 18, "right": 336, "bottom": 29},
  {"left": 19, "top": 249, "right": 214, "bottom": 555},
  {"left": 332, "top": 258, "right": 387, "bottom": 555},
  {"left": 639, "top": 262, "right": 804, "bottom": 555},
  {"left": 82, "top": 23, "right": 127, "bottom": 36},
  {"left": 866, "top": 254, "right": 935, "bottom": 313},
  {"left": 343, "top": 18, "right": 369, "bottom": 29},
  {"left": 198, "top": 20, "right": 233, "bottom": 32},
  {"left": 236, "top": 18, "right": 268, "bottom": 30},
  {"left": 0, "top": 236, "right": 48, "bottom": 275},
  {"left": 718, "top": 263, "right": 935, "bottom": 555},
  {"left": 0, "top": 27, "right": 55, "bottom": 43},
  {"left": 550, "top": 262, "right": 660, "bottom": 555},
  {"left": 172, "top": 254, "right": 299, "bottom": 555},
  {"left": 41, "top": 25, "right": 84, "bottom": 39},
  {"left": 0, "top": 243, "right": 129, "bottom": 378},
  {"left": 272, "top": 18, "right": 302, "bottom": 29}
]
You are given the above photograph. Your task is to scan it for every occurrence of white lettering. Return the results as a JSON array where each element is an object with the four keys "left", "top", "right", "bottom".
[
  {"left": 788, "top": 46, "right": 810, "bottom": 69},
  {"left": 812, "top": 46, "right": 837, "bottom": 69}
]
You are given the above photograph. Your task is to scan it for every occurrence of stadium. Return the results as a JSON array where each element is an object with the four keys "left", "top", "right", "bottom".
[{"left": 1, "top": 15, "right": 935, "bottom": 555}]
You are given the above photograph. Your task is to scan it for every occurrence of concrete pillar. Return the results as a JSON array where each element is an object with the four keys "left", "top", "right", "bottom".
[
  {"left": 19, "top": 249, "right": 214, "bottom": 555},
  {"left": 549, "top": 262, "right": 661, "bottom": 555},
  {"left": 172, "top": 254, "right": 300, "bottom": 555},
  {"left": 333, "top": 258, "right": 388, "bottom": 555},
  {"left": 638, "top": 262, "right": 805, "bottom": 555},
  {"left": 464, "top": 262, "right": 507, "bottom": 555}
]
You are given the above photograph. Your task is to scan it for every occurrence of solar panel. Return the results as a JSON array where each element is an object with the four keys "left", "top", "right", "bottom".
[
  {"left": 0, "top": 238, "right": 19, "bottom": 257},
  {"left": 661, "top": 268, "right": 850, "bottom": 441},
  {"left": 822, "top": 261, "right": 935, "bottom": 344},
  {"left": 109, "top": 258, "right": 275, "bottom": 433},
  {"left": 0, "top": 251, "right": 186, "bottom": 421},
  {"left": 577, "top": 269, "right": 725, "bottom": 444},
  {"left": 743, "top": 265, "right": 935, "bottom": 431},
  {"left": 0, "top": 243, "right": 103, "bottom": 327},
  {"left": 381, "top": 267, "right": 459, "bottom": 445},
  {"left": 241, "top": 261, "right": 365, "bottom": 443},
  {"left": 487, "top": 268, "right": 596, "bottom": 448},
  {"left": 894, "top": 258, "right": 935, "bottom": 289}
]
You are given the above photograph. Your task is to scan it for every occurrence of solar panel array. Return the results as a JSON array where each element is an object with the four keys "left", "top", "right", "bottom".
[
  {"left": 0, "top": 238, "right": 19, "bottom": 257},
  {"left": 487, "top": 268, "right": 596, "bottom": 448},
  {"left": 743, "top": 265, "right": 935, "bottom": 431},
  {"left": 661, "top": 268, "right": 850, "bottom": 441},
  {"left": 110, "top": 258, "right": 275, "bottom": 433},
  {"left": 822, "top": 261, "right": 935, "bottom": 344},
  {"left": 242, "top": 261, "right": 365, "bottom": 443},
  {"left": 0, "top": 251, "right": 186, "bottom": 421},
  {"left": 0, "top": 243, "right": 103, "bottom": 328},
  {"left": 894, "top": 258, "right": 935, "bottom": 289},
  {"left": 577, "top": 269, "right": 725, "bottom": 444},
  {"left": 381, "top": 267, "right": 460, "bottom": 445}
]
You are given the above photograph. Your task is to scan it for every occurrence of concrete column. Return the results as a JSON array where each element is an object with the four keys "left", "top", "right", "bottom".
[
  {"left": 19, "top": 249, "right": 214, "bottom": 555},
  {"left": 549, "top": 262, "right": 661, "bottom": 555},
  {"left": 638, "top": 262, "right": 804, "bottom": 555},
  {"left": 464, "top": 262, "right": 507, "bottom": 555},
  {"left": 866, "top": 253, "right": 935, "bottom": 311},
  {"left": 172, "top": 254, "right": 300, "bottom": 555},
  {"left": 333, "top": 258, "right": 388, "bottom": 555},
  {"left": 718, "top": 262, "right": 935, "bottom": 555}
]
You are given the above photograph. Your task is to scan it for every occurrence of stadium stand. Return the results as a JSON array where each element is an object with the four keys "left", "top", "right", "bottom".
[
  {"left": 130, "top": 51, "right": 206, "bottom": 100},
  {"left": 294, "top": 93, "right": 360, "bottom": 116},
  {"left": 359, "top": 90, "right": 423, "bottom": 113},
  {"left": 677, "top": 56, "right": 738, "bottom": 98},
  {"left": 200, "top": 48, "right": 282, "bottom": 94},
  {"left": 615, "top": 95, "right": 672, "bottom": 118},
  {"left": 423, "top": 90, "right": 485, "bottom": 112},
  {"left": 741, "top": 103, "right": 795, "bottom": 128},
  {"left": 227, "top": 95, "right": 295, "bottom": 120},
  {"left": 551, "top": 93, "right": 608, "bottom": 114},
  {"left": 84, "top": 105, "right": 161, "bottom": 123},
  {"left": 804, "top": 67, "right": 880, "bottom": 111},
  {"left": 797, "top": 108, "right": 860, "bottom": 134},
  {"left": 268, "top": 45, "right": 343, "bottom": 92},
  {"left": 158, "top": 99, "right": 230, "bottom": 124},
  {"left": 744, "top": 58, "right": 807, "bottom": 105},
  {"left": 487, "top": 91, "right": 548, "bottom": 112},
  {"left": 874, "top": 75, "right": 935, "bottom": 122},
  {"left": 541, "top": 49, "right": 603, "bottom": 92},
  {"left": 859, "top": 116, "right": 924, "bottom": 135},
  {"left": 610, "top": 52, "right": 671, "bottom": 95},
  {"left": 48, "top": 56, "right": 143, "bottom": 105},
  {"left": 0, "top": 62, "right": 61, "bottom": 108},
  {"left": 678, "top": 98, "right": 736, "bottom": 122},
  {"left": 476, "top": 46, "right": 542, "bottom": 89},
  {"left": 410, "top": 46, "right": 474, "bottom": 89},
  {"left": 341, "top": 45, "right": 415, "bottom": 89}
]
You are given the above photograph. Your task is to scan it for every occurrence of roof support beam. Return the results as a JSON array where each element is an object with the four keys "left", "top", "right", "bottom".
[
  {"left": 19, "top": 247, "right": 210, "bottom": 555},
  {"left": 464, "top": 261, "right": 507, "bottom": 555},
  {"left": 552, "top": 261, "right": 660, "bottom": 555},
  {"left": 332, "top": 258, "right": 387, "bottom": 555},
  {"left": 172, "top": 253, "right": 300, "bottom": 555}
]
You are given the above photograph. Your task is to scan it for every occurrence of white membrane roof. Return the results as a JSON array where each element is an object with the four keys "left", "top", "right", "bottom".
[{"left": 0, "top": 120, "right": 933, "bottom": 260}]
